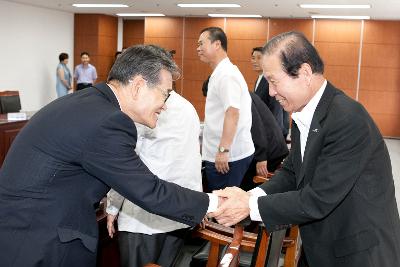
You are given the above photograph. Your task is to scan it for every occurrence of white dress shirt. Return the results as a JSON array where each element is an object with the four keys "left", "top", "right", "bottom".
[
  {"left": 202, "top": 57, "right": 254, "bottom": 162},
  {"left": 249, "top": 80, "right": 327, "bottom": 221},
  {"left": 107, "top": 91, "right": 205, "bottom": 234},
  {"left": 254, "top": 74, "right": 263, "bottom": 92}
]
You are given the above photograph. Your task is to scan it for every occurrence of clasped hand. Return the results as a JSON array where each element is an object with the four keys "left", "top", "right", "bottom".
[{"left": 208, "top": 186, "right": 251, "bottom": 227}]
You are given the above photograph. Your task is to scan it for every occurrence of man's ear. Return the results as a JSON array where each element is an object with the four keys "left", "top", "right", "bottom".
[
  {"left": 300, "top": 63, "right": 313, "bottom": 81},
  {"left": 129, "top": 75, "right": 146, "bottom": 99}
]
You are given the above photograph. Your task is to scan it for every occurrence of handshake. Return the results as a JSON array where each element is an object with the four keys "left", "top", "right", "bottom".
[{"left": 207, "top": 186, "right": 252, "bottom": 227}]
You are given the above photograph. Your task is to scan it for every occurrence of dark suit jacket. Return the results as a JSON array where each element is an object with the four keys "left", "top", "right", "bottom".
[
  {"left": 0, "top": 83, "right": 209, "bottom": 266},
  {"left": 257, "top": 82, "right": 400, "bottom": 267},
  {"left": 250, "top": 92, "right": 288, "bottom": 165},
  {"left": 254, "top": 76, "right": 285, "bottom": 134}
]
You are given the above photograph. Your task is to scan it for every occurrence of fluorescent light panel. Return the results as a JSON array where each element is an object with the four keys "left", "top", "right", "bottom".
[
  {"left": 300, "top": 4, "right": 371, "bottom": 9},
  {"left": 208, "top": 14, "right": 262, "bottom": 18},
  {"left": 73, "top": 4, "right": 128, "bottom": 8},
  {"left": 311, "top": 15, "right": 370, "bottom": 20},
  {"left": 116, "top": 13, "right": 165, "bottom": 17},
  {"left": 178, "top": 4, "right": 240, "bottom": 8}
]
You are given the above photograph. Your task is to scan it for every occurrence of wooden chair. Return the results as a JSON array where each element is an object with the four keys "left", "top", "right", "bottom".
[
  {"left": 0, "top": 90, "right": 21, "bottom": 113},
  {"left": 192, "top": 220, "right": 286, "bottom": 267},
  {"left": 252, "top": 175, "right": 301, "bottom": 267}
]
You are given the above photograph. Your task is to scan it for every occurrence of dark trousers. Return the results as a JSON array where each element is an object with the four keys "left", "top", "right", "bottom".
[
  {"left": 204, "top": 154, "right": 254, "bottom": 192},
  {"left": 76, "top": 83, "right": 92, "bottom": 91},
  {"left": 118, "top": 228, "right": 188, "bottom": 267}
]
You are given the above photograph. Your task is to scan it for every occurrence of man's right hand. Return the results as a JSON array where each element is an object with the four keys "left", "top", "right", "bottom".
[{"left": 106, "top": 214, "right": 117, "bottom": 238}]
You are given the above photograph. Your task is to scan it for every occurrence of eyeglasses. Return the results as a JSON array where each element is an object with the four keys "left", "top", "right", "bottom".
[
  {"left": 129, "top": 79, "right": 172, "bottom": 103},
  {"left": 156, "top": 86, "right": 171, "bottom": 103}
]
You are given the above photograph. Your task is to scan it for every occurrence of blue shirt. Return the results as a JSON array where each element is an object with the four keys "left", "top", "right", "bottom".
[{"left": 74, "top": 63, "right": 97, "bottom": 84}]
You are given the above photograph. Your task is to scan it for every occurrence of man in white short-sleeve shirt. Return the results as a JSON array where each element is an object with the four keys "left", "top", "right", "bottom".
[{"left": 197, "top": 27, "right": 254, "bottom": 191}]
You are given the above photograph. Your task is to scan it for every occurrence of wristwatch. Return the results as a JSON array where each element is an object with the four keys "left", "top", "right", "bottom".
[{"left": 218, "top": 146, "right": 230, "bottom": 153}]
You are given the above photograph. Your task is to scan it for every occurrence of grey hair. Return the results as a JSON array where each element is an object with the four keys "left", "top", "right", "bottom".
[{"left": 107, "top": 44, "right": 180, "bottom": 87}]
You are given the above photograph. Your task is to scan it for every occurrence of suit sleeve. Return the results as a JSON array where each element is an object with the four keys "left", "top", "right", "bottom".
[
  {"left": 81, "top": 111, "right": 209, "bottom": 226},
  {"left": 258, "top": 111, "right": 371, "bottom": 232}
]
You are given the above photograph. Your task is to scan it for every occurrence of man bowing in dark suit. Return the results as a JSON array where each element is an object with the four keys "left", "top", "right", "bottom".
[
  {"left": 0, "top": 45, "right": 218, "bottom": 267},
  {"left": 212, "top": 32, "right": 400, "bottom": 267}
]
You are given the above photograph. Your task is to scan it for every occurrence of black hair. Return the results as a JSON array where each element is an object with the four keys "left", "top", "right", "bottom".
[
  {"left": 262, "top": 31, "right": 324, "bottom": 77},
  {"left": 200, "top": 27, "right": 228, "bottom": 52},
  {"left": 80, "top": 51, "right": 90, "bottom": 57},
  {"left": 59, "top": 53, "right": 68, "bottom": 62}
]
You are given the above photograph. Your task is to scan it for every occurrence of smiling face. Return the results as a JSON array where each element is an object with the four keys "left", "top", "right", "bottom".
[
  {"left": 131, "top": 69, "right": 173, "bottom": 129},
  {"left": 262, "top": 53, "right": 313, "bottom": 113},
  {"left": 80, "top": 54, "right": 90, "bottom": 66}
]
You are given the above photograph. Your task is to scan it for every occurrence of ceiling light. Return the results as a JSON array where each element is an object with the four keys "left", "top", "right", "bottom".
[
  {"left": 116, "top": 13, "right": 165, "bottom": 17},
  {"left": 178, "top": 4, "right": 241, "bottom": 8},
  {"left": 208, "top": 14, "right": 262, "bottom": 18},
  {"left": 73, "top": 4, "right": 129, "bottom": 8},
  {"left": 311, "top": 15, "right": 370, "bottom": 20},
  {"left": 300, "top": 4, "right": 371, "bottom": 9}
]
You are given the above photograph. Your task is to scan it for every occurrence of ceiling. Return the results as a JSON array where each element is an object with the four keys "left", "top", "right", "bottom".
[{"left": 7, "top": 0, "right": 400, "bottom": 20}]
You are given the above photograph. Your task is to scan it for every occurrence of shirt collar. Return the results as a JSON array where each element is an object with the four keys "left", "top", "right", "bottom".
[
  {"left": 291, "top": 79, "right": 327, "bottom": 130},
  {"left": 210, "top": 57, "right": 230, "bottom": 78}
]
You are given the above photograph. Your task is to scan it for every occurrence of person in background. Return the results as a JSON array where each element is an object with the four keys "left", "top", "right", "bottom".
[
  {"left": 74, "top": 51, "right": 97, "bottom": 91},
  {"left": 107, "top": 90, "right": 202, "bottom": 267},
  {"left": 211, "top": 31, "right": 400, "bottom": 267},
  {"left": 201, "top": 76, "right": 288, "bottom": 191},
  {"left": 251, "top": 47, "right": 288, "bottom": 138},
  {"left": 197, "top": 26, "right": 254, "bottom": 192},
  {"left": 56, "top": 52, "right": 72, "bottom": 97}
]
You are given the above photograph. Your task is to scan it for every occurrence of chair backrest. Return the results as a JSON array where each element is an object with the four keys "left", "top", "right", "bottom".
[
  {"left": 0, "top": 91, "right": 21, "bottom": 114},
  {"left": 192, "top": 221, "right": 286, "bottom": 267}
]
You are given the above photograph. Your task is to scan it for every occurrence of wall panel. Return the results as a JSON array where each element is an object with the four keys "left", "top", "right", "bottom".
[
  {"left": 226, "top": 18, "right": 269, "bottom": 93},
  {"left": 123, "top": 19, "right": 144, "bottom": 47},
  {"left": 359, "top": 20, "right": 400, "bottom": 137},
  {"left": 269, "top": 19, "right": 313, "bottom": 40},
  {"left": 314, "top": 20, "right": 361, "bottom": 102},
  {"left": 74, "top": 14, "right": 117, "bottom": 84}
]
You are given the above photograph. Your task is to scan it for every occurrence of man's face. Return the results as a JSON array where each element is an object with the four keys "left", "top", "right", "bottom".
[
  {"left": 197, "top": 31, "right": 216, "bottom": 63},
  {"left": 251, "top": 50, "right": 263, "bottom": 72},
  {"left": 81, "top": 54, "right": 90, "bottom": 65},
  {"left": 133, "top": 69, "right": 173, "bottom": 129},
  {"left": 262, "top": 53, "right": 311, "bottom": 113}
]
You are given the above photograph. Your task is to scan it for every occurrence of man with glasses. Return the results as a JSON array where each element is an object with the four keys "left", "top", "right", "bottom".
[
  {"left": 0, "top": 45, "right": 219, "bottom": 267},
  {"left": 197, "top": 27, "right": 254, "bottom": 192}
]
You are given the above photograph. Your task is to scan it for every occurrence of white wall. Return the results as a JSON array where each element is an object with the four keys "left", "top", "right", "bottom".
[{"left": 0, "top": 1, "right": 74, "bottom": 111}]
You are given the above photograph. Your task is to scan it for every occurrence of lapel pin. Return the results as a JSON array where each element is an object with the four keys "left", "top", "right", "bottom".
[{"left": 312, "top": 128, "right": 319, "bottom": 133}]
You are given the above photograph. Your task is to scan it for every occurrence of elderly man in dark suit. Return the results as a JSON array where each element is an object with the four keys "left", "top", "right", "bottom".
[
  {"left": 211, "top": 32, "right": 400, "bottom": 267},
  {"left": 0, "top": 45, "right": 217, "bottom": 267}
]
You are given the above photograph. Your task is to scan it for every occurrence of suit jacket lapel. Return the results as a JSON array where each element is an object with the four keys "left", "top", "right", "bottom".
[{"left": 296, "top": 82, "right": 338, "bottom": 188}]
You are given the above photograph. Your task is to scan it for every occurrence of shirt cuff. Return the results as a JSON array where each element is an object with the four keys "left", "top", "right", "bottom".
[
  {"left": 248, "top": 187, "right": 267, "bottom": 221},
  {"left": 207, "top": 193, "right": 219, "bottom": 213},
  {"left": 106, "top": 205, "right": 120, "bottom": 216},
  {"left": 249, "top": 187, "right": 267, "bottom": 197}
]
